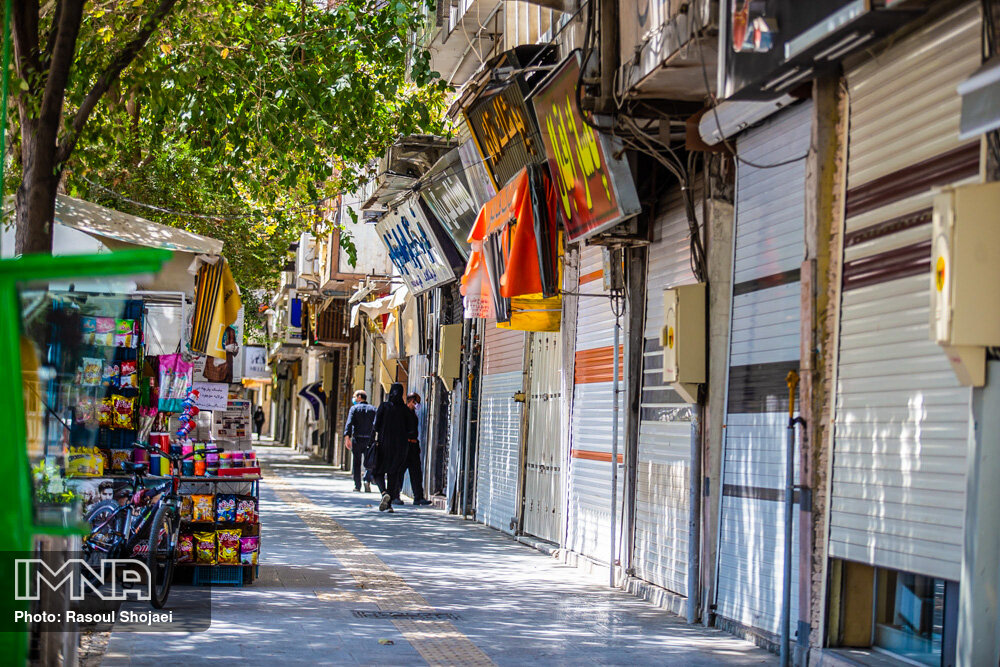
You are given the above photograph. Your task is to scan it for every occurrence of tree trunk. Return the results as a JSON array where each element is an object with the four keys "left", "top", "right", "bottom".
[{"left": 14, "top": 132, "right": 60, "bottom": 255}]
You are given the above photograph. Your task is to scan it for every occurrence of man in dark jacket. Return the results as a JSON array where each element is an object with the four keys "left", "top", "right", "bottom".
[
  {"left": 344, "top": 390, "right": 377, "bottom": 492},
  {"left": 393, "top": 392, "right": 431, "bottom": 506}
]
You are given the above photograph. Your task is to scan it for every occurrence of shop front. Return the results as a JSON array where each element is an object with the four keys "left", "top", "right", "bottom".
[
  {"left": 715, "top": 100, "right": 811, "bottom": 645},
  {"left": 824, "top": 5, "right": 981, "bottom": 663}
]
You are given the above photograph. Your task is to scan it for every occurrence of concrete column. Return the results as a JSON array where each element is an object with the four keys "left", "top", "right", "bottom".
[
  {"left": 702, "top": 195, "right": 734, "bottom": 625},
  {"left": 957, "top": 360, "right": 1000, "bottom": 666}
]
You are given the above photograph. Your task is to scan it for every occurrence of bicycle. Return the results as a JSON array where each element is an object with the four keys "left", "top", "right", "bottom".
[{"left": 82, "top": 443, "right": 218, "bottom": 608}]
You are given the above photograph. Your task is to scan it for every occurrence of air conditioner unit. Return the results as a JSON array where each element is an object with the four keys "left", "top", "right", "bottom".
[
  {"left": 931, "top": 181, "right": 1000, "bottom": 386},
  {"left": 661, "top": 283, "right": 706, "bottom": 404}
]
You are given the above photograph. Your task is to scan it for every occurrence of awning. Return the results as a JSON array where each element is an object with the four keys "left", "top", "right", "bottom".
[
  {"left": 55, "top": 195, "right": 223, "bottom": 254},
  {"left": 349, "top": 286, "right": 409, "bottom": 328},
  {"left": 461, "top": 165, "right": 560, "bottom": 332}
]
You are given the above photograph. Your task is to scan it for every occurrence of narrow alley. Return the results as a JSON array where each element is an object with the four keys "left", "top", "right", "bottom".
[{"left": 101, "top": 446, "right": 773, "bottom": 666}]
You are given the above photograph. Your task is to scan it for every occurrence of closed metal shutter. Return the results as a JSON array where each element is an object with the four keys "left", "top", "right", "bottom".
[
  {"left": 567, "top": 246, "right": 625, "bottom": 563},
  {"left": 716, "top": 101, "right": 811, "bottom": 637},
  {"left": 632, "top": 188, "right": 697, "bottom": 596},
  {"left": 475, "top": 325, "right": 525, "bottom": 534},
  {"left": 829, "top": 4, "right": 980, "bottom": 582},
  {"left": 522, "top": 332, "right": 563, "bottom": 543}
]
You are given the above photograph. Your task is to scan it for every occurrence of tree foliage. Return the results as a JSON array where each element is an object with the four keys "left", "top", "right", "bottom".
[{"left": 8, "top": 0, "right": 450, "bottom": 293}]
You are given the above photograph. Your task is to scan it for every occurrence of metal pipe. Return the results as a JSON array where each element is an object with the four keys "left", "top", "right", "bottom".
[
  {"left": 609, "top": 310, "right": 620, "bottom": 588},
  {"left": 782, "top": 371, "right": 801, "bottom": 667},
  {"left": 686, "top": 404, "right": 702, "bottom": 624}
]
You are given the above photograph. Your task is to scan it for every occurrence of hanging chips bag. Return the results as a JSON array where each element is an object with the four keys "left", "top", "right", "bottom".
[
  {"left": 236, "top": 496, "right": 258, "bottom": 524},
  {"left": 216, "top": 529, "right": 241, "bottom": 565},
  {"left": 215, "top": 494, "right": 236, "bottom": 522},
  {"left": 101, "top": 363, "right": 118, "bottom": 389},
  {"left": 81, "top": 317, "right": 98, "bottom": 345},
  {"left": 177, "top": 534, "right": 194, "bottom": 563},
  {"left": 112, "top": 395, "right": 135, "bottom": 430},
  {"left": 180, "top": 495, "right": 193, "bottom": 521},
  {"left": 81, "top": 358, "right": 103, "bottom": 386},
  {"left": 97, "top": 399, "right": 114, "bottom": 428},
  {"left": 239, "top": 536, "right": 259, "bottom": 565},
  {"left": 95, "top": 317, "right": 115, "bottom": 346},
  {"left": 119, "top": 360, "right": 137, "bottom": 388},
  {"left": 194, "top": 532, "right": 216, "bottom": 564},
  {"left": 114, "top": 319, "right": 135, "bottom": 348},
  {"left": 110, "top": 449, "right": 131, "bottom": 473},
  {"left": 191, "top": 494, "right": 215, "bottom": 522}
]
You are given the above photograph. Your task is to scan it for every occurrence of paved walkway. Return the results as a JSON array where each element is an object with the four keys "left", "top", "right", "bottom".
[{"left": 104, "top": 446, "right": 775, "bottom": 666}]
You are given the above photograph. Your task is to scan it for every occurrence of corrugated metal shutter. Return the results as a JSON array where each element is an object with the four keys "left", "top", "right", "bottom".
[
  {"left": 716, "top": 101, "right": 810, "bottom": 637},
  {"left": 522, "top": 332, "right": 563, "bottom": 543},
  {"left": 632, "top": 188, "right": 697, "bottom": 596},
  {"left": 829, "top": 4, "right": 980, "bottom": 582},
  {"left": 567, "top": 246, "right": 625, "bottom": 563},
  {"left": 475, "top": 325, "right": 525, "bottom": 534}
]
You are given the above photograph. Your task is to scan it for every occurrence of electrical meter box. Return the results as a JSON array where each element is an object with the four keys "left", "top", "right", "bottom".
[
  {"left": 931, "top": 181, "right": 1000, "bottom": 386},
  {"left": 661, "top": 283, "right": 706, "bottom": 403}
]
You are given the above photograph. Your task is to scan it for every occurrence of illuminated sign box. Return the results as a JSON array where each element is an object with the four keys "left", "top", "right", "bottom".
[{"left": 529, "top": 53, "right": 640, "bottom": 243}]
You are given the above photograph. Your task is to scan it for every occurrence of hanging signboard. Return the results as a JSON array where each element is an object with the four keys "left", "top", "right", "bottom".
[
  {"left": 419, "top": 146, "right": 480, "bottom": 260},
  {"left": 458, "top": 136, "right": 497, "bottom": 209},
  {"left": 529, "top": 53, "right": 641, "bottom": 243},
  {"left": 465, "top": 80, "right": 546, "bottom": 190},
  {"left": 243, "top": 345, "right": 270, "bottom": 380},
  {"left": 376, "top": 196, "right": 456, "bottom": 295}
]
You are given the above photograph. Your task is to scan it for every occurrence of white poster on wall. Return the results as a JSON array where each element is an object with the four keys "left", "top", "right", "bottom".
[{"left": 243, "top": 345, "right": 269, "bottom": 379}]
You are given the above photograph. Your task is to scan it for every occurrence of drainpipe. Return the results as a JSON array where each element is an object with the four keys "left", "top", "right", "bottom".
[
  {"left": 687, "top": 404, "right": 702, "bottom": 623},
  {"left": 609, "top": 307, "right": 620, "bottom": 588}
]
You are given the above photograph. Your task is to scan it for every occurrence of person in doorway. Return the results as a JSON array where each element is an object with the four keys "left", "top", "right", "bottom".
[
  {"left": 372, "top": 383, "right": 409, "bottom": 512},
  {"left": 253, "top": 405, "right": 266, "bottom": 440},
  {"left": 396, "top": 392, "right": 432, "bottom": 506},
  {"left": 343, "top": 390, "right": 377, "bottom": 493}
]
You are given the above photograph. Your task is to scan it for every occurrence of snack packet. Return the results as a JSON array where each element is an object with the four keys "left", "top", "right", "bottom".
[
  {"left": 119, "top": 360, "right": 137, "bottom": 388},
  {"left": 215, "top": 494, "right": 236, "bottom": 522},
  {"left": 102, "top": 363, "right": 119, "bottom": 389},
  {"left": 112, "top": 395, "right": 135, "bottom": 430},
  {"left": 114, "top": 319, "right": 135, "bottom": 348},
  {"left": 110, "top": 449, "right": 131, "bottom": 472},
  {"left": 216, "top": 529, "right": 241, "bottom": 565},
  {"left": 191, "top": 494, "right": 215, "bottom": 522},
  {"left": 239, "top": 536, "right": 259, "bottom": 565},
  {"left": 81, "top": 358, "right": 103, "bottom": 386},
  {"left": 97, "top": 399, "right": 114, "bottom": 428},
  {"left": 236, "top": 496, "right": 258, "bottom": 524},
  {"left": 81, "top": 317, "right": 98, "bottom": 345},
  {"left": 194, "top": 532, "right": 216, "bottom": 564},
  {"left": 177, "top": 534, "right": 194, "bottom": 563},
  {"left": 180, "top": 495, "right": 193, "bottom": 521},
  {"left": 95, "top": 317, "right": 115, "bottom": 346}
]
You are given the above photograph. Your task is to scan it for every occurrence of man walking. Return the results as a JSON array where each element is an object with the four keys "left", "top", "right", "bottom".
[
  {"left": 343, "top": 390, "right": 376, "bottom": 493},
  {"left": 253, "top": 405, "right": 265, "bottom": 440},
  {"left": 396, "top": 392, "right": 432, "bottom": 506},
  {"left": 373, "top": 383, "right": 410, "bottom": 512}
]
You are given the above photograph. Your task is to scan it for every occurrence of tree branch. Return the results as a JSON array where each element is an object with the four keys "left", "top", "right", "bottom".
[
  {"left": 42, "top": 0, "right": 63, "bottom": 67},
  {"left": 10, "top": 0, "right": 42, "bottom": 86},
  {"left": 55, "top": 0, "right": 180, "bottom": 165},
  {"left": 38, "top": 0, "right": 84, "bottom": 134}
]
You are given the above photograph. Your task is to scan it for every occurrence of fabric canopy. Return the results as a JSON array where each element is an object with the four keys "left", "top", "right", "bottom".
[{"left": 460, "top": 165, "right": 561, "bottom": 332}]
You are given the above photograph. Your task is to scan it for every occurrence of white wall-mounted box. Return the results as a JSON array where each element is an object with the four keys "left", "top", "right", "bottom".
[
  {"left": 661, "top": 283, "right": 706, "bottom": 403},
  {"left": 931, "top": 181, "right": 1000, "bottom": 385}
]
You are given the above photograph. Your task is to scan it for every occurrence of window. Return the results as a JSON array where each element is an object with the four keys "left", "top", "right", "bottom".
[{"left": 874, "top": 569, "right": 947, "bottom": 666}]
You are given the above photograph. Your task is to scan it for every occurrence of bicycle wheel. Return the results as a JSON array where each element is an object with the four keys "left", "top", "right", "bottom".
[
  {"left": 146, "top": 502, "right": 179, "bottom": 609},
  {"left": 83, "top": 500, "right": 121, "bottom": 573}
]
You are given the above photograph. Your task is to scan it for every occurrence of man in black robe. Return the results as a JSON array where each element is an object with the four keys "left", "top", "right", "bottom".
[{"left": 372, "top": 383, "right": 409, "bottom": 513}]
